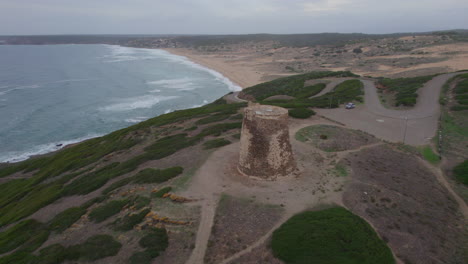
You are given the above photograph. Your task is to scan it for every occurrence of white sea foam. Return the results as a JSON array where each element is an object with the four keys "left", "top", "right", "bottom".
[
  {"left": 147, "top": 77, "right": 199, "bottom": 91},
  {"left": 147, "top": 49, "right": 242, "bottom": 92},
  {"left": 125, "top": 116, "right": 149, "bottom": 123},
  {"left": 149, "top": 89, "right": 161, "bottom": 93},
  {"left": 52, "top": 78, "right": 97, "bottom": 83},
  {"left": 100, "top": 95, "right": 178, "bottom": 112},
  {"left": 103, "top": 45, "right": 242, "bottom": 91},
  {"left": 164, "top": 109, "right": 173, "bottom": 114},
  {"left": 0, "top": 133, "right": 102, "bottom": 164},
  {"left": 0, "top": 84, "right": 42, "bottom": 96}
]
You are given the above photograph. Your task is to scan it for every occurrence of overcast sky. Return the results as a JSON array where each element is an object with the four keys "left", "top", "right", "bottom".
[{"left": 1, "top": 0, "right": 467, "bottom": 35}]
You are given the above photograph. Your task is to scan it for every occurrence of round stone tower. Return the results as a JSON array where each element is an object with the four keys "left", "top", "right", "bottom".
[{"left": 238, "top": 104, "right": 296, "bottom": 180}]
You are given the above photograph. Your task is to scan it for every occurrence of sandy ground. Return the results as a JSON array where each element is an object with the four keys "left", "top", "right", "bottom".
[
  {"left": 164, "top": 48, "right": 266, "bottom": 89},
  {"left": 164, "top": 41, "right": 468, "bottom": 89}
]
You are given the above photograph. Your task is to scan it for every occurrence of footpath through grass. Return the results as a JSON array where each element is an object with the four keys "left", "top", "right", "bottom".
[{"left": 271, "top": 207, "right": 395, "bottom": 264}]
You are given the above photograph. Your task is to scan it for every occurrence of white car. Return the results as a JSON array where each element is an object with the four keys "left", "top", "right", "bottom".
[{"left": 345, "top": 102, "right": 355, "bottom": 109}]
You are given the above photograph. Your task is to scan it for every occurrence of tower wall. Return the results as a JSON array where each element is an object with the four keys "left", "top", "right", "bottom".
[{"left": 238, "top": 105, "right": 296, "bottom": 180}]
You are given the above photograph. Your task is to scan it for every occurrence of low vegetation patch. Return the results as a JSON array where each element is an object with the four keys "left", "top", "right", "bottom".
[
  {"left": 130, "top": 228, "right": 169, "bottom": 264},
  {"left": 0, "top": 219, "right": 47, "bottom": 254},
  {"left": 295, "top": 125, "right": 377, "bottom": 152},
  {"left": 152, "top": 186, "right": 172, "bottom": 198},
  {"left": 378, "top": 75, "right": 435, "bottom": 106},
  {"left": 33, "top": 234, "right": 121, "bottom": 263},
  {"left": 451, "top": 77, "right": 468, "bottom": 111},
  {"left": 88, "top": 199, "right": 130, "bottom": 223},
  {"left": 242, "top": 71, "right": 358, "bottom": 101},
  {"left": 113, "top": 208, "right": 150, "bottom": 231},
  {"left": 66, "top": 234, "right": 122, "bottom": 261},
  {"left": 271, "top": 207, "right": 395, "bottom": 264},
  {"left": 418, "top": 146, "right": 440, "bottom": 164},
  {"left": 288, "top": 107, "right": 315, "bottom": 118},
  {"left": 453, "top": 160, "right": 468, "bottom": 185},
  {"left": 262, "top": 79, "right": 363, "bottom": 109},
  {"left": 48, "top": 207, "right": 87, "bottom": 233},
  {"left": 134, "top": 167, "right": 183, "bottom": 184},
  {"left": 203, "top": 138, "right": 232, "bottom": 149}
]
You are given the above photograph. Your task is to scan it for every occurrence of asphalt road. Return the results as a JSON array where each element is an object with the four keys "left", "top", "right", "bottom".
[{"left": 316, "top": 72, "right": 467, "bottom": 145}]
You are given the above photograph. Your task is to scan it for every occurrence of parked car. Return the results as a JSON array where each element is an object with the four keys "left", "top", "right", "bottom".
[{"left": 345, "top": 102, "right": 355, "bottom": 109}]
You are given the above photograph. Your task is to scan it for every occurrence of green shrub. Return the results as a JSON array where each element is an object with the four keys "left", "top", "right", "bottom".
[
  {"left": 419, "top": 146, "right": 440, "bottom": 165},
  {"left": 36, "top": 244, "right": 67, "bottom": 264},
  {"left": 295, "top": 83, "right": 327, "bottom": 98},
  {"left": 129, "top": 251, "right": 154, "bottom": 264},
  {"left": 80, "top": 195, "right": 108, "bottom": 209},
  {"left": 450, "top": 105, "right": 468, "bottom": 111},
  {"left": 131, "top": 195, "right": 151, "bottom": 209},
  {"left": 271, "top": 207, "right": 395, "bottom": 264},
  {"left": 454, "top": 79, "right": 468, "bottom": 94},
  {"left": 48, "top": 207, "right": 87, "bottom": 233},
  {"left": 113, "top": 208, "right": 150, "bottom": 231},
  {"left": 0, "top": 183, "right": 62, "bottom": 227},
  {"left": 378, "top": 75, "right": 435, "bottom": 106},
  {"left": 229, "top": 113, "right": 243, "bottom": 120},
  {"left": 195, "top": 114, "right": 230, "bottom": 125},
  {"left": 130, "top": 228, "right": 169, "bottom": 264},
  {"left": 66, "top": 234, "right": 122, "bottom": 261},
  {"left": 453, "top": 160, "right": 468, "bottom": 185},
  {"left": 198, "top": 122, "right": 242, "bottom": 137},
  {"left": 88, "top": 199, "right": 129, "bottom": 223},
  {"left": 143, "top": 134, "right": 200, "bottom": 160},
  {"left": 102, "top": 177, "right": 134, "bottom": 195},
  {"left": 61, "top": 162, "right": 120, "bottom": 196},
  {"left": 203, "top": 138, "right": 232, "bottom": 149},
  {"left": 242, "top": 71, "right": 358, "bottom": 101},
  {"left": 288, "top": 108, "right": 315, "bottom": 118},
  {"left": 139, "top": 228, "right": 169, "bottom": 252},
  {"left": 0, "top": 251, "right": 37, "bottom": 264},
  {"left": 152, "top": 186, "right": 172, "bottom": 198},
  {"left": 133, "top": 167, "right": 183, "bottom": 184},
  {"left": 18, "top": 229, "right": 50, "bottom": 253},
  {"left": 0, "top": 219, "right": 45, "bottom": 254}
]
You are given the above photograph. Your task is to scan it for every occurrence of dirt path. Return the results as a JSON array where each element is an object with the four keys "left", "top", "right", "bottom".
[
  {"left": 185, "top": 198, "right": 218, "bottom": 264},
  {"left": 419, "top": 159, "right": 468, "bottom": 219}
]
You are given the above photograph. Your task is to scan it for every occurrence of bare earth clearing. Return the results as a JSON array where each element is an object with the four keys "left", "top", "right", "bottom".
[{"left": 179, "top": 117, "right": 467, "bottom": 263}]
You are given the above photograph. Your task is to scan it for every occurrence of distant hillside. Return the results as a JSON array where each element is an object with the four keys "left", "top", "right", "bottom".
[{"left": 1, "top": 30, "right": 467, "bottom": 48}]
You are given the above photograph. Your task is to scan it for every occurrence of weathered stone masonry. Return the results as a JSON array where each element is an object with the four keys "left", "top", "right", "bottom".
[{"left": 238, "top": 104, "right": 296, "bottom": 180}]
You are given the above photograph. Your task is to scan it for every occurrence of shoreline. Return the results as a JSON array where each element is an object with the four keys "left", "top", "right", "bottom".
[
  {"left": 163, "top": 48, "right": 264, "bottom": 89},
  {"left": 1, "top": 45, "right": 246, "bottom": 165}
]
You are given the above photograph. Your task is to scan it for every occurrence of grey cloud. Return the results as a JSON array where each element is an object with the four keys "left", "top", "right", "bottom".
[{"left": 0, "top": 0, "right": 467, "bottom": 35}]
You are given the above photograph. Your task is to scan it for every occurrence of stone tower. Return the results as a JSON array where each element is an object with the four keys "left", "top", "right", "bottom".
[{"left": 238, "top": 104, "right": 296, "bottom": 180}]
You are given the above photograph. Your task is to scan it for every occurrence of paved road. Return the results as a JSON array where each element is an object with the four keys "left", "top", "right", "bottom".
[
  {"left": 224, "top": 91, "right": 247, "bottom": 103},
  {"left": 316, "top": 72, "right": 467, "bottom": 145}
]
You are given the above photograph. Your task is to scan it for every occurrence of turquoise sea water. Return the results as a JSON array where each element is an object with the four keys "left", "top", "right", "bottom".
[{"left": 0, "top": 44, "right": 240, "bottom": 163}]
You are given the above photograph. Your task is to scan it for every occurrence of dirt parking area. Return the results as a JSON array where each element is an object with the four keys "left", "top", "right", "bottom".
[
  {"left": 342, "top": 145, "right": 466, "bottom": 264},
  {"left": 295, "top": 125, "right": 378, "bottom": 152}
]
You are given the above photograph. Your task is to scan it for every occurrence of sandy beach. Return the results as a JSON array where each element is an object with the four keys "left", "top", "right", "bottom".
[{"left": 164, "top": 48, "right": 266, "bottom": 89}]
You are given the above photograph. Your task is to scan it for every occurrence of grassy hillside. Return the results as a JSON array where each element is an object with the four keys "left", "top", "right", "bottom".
[{"left": 0, "top": 70, "right": 464, "bottom": 263}]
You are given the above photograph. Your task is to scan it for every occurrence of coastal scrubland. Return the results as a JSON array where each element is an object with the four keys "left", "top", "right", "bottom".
[{"left": 0, "top": 70, "right": 466, "bottom": 264}]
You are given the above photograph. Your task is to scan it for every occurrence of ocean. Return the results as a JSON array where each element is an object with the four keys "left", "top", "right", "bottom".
[{"left": 0, "top": 44, "right": 241, "bottom": 163}]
